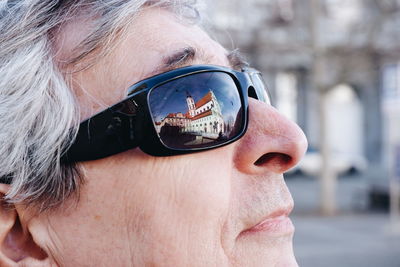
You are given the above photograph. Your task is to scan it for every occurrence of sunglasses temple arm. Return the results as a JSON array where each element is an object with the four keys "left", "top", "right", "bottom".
[{"left": 61, "top": 109, "right": 139, "bottom": 163}]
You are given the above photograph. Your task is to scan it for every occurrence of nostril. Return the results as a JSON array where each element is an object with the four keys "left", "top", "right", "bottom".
[{"left": 254, "top": 153, "right": 292, "bottom": 167}]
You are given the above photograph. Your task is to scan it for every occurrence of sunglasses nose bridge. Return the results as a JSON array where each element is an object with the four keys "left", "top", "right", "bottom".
[
  {"left": 247, "top": 85, "right": 259, "bottom": 100},
  {"left": 242, "top": 71, "right": 271, "bottom": 105},
  {"left": 242, "top": 77, "right": 259, "bottom": 101},
  {"left": 236, "top": 73, "right": 253, "bottom": 97}
]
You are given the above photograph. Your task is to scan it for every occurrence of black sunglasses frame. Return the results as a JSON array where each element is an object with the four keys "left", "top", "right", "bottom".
[{"left": 62, "top": 65, "right": 269, "bottom": 163}]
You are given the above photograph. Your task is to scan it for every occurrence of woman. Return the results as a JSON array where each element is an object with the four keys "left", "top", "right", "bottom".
[{"left": 0, "top": 1, "right": 307, "bottom": 266}]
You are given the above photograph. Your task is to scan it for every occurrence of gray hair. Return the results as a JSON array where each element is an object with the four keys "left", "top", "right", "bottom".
[{"left": 0, "top": 0, "right": 202, "bottom": 211}]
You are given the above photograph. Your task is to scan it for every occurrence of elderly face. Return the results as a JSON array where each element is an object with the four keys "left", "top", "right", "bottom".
[{"left": 13, "top": 8, "right": 307, "bottom": 267}]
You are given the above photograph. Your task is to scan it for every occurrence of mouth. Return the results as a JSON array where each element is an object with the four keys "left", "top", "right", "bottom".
[{"left": 239, "top": 207, "right": 294, "bottom": 237}]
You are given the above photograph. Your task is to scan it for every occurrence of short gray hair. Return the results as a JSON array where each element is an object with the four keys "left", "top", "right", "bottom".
[{"left": 0, "top": 0, "right": 202, "bottom": 211}]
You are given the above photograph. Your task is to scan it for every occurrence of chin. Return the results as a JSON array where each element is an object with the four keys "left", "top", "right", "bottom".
[
  {"left": 232, "top": 234, "right": 298, "bottom": 266},
  {"left": 233, "top": 250, "right": 298, "bottom": 267}
]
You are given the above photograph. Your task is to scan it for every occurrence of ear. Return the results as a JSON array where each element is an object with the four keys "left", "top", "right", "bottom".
[{"left": 0, "top": 184, "right": 53, "bottom": 267}]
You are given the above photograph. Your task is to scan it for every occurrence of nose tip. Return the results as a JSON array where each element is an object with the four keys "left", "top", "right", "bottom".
[{"left": 233, "top": 98, "right": 308, "bottom": 174}]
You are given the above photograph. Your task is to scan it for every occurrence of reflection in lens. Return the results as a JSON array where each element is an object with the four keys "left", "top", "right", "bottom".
[{"left": 148, "top": 72, "right": 243, "bottom": 150}]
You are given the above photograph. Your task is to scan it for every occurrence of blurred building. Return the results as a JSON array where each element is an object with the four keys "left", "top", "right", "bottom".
[{"left": 205, "top": 0, "right": 400, "bottom": 179}]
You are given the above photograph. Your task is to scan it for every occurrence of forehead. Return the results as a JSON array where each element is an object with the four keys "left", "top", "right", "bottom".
[{"left": 56, "top": 8, "right": 229, "bottom": 119}]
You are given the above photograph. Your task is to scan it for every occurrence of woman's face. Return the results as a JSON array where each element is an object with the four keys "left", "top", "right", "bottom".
[{"left": 28, "top": 8, "right": 307, "bottom": 267}]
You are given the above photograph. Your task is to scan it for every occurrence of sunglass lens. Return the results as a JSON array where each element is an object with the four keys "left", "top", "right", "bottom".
[{"left": 148, "top": 72, "right": 243, "bottom": 150}]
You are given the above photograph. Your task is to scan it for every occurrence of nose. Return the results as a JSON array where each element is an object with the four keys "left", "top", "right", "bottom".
[{"left": 233, "top": 98, "right": 308, "bottom": 174}]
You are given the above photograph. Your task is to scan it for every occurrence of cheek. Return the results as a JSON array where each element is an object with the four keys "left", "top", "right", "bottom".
[
  {"left": 37, "top": 149, "right": 234, "bottom": 266},
  {"left": 134, "top": 154, "right": 231, "bottom": 228},
  {"left": 123, "top": 151, "right": 233, "bottom": 262}
]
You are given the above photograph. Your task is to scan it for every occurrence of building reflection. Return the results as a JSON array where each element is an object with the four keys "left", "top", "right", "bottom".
[{"left": 155, "top": 89, "right": 237, "bottom": 148}]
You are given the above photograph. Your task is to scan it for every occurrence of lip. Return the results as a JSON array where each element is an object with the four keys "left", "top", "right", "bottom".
[{"left": 239, "top": 208, "right": 294, "bottom": 237}]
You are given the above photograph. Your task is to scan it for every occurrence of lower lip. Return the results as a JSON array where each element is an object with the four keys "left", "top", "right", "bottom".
[{"left": 241, "top": 216, "right": 294, "bottom": 237}]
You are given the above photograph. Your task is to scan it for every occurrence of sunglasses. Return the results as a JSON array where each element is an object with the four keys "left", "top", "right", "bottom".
[{"left": 63, "top": 65, "right": 271, "bottom": 163}]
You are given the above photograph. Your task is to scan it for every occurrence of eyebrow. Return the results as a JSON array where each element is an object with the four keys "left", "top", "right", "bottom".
[
  {"left": 164, "top": 47, "right": 197, "bottom": 70},
  {"left": 227, "top": 49, "right": 249, "bottom": 70},
  {"left": 152, "top": 46, "right": 249, "bottom": 76}
]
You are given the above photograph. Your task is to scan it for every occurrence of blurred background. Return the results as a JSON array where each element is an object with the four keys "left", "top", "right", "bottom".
[{"left": 204, "top": 0, "right": 400, "bottom": 266}]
